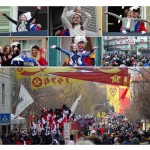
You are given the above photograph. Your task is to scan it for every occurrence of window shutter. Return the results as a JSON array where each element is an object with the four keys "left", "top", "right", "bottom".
[
  {"left": 49, "top": 37, "right": 60, "bottom": 66},
  {"left": 50, "top": 7, "right": 64, "bottom": 35},
  {"left": 0, "top": 37, "right": 9, "bottom": 46},
  {"left": 95, "top": 37, "right": 102, "bottom": 66},
  {"left": 0, "top": 6, "right": 12, "bottom": 33},
  {"left": 80, "top": 6, "right": 98, "bottom": 36}
]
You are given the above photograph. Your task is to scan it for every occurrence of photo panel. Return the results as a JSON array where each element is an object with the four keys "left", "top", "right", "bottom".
[
  {"left": 48, "top": 36, "right": 102, "bottom": 66},
  {"left": 102, "top": 36, "right": 150, "bottom": 67},
  {"left": 102, "top": 6, "right": 150, "bottom": 36},
  {"left": 49, "top": 6, "right": 102, "bottom": 36},
  {"left": 0, "top": 36, "right": 48, "bottom": 66},
  {"left": 0, "top": 67, "right": 150, "bottom": 144},
  {"left": 0, "top": 6, "right": 48, "bottom": 36}
]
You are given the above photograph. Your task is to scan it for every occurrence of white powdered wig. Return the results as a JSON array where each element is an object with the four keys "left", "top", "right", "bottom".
[{"left": 74, "top": 36, "right": 88, "bottom": 45}]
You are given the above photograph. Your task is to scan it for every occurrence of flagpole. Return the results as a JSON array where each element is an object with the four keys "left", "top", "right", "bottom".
[{"left": 10, "top": 68, "right": 14, "bottom": 134}]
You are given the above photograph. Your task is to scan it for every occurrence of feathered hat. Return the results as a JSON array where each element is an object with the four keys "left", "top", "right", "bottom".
[
  {"left": 10, "top": 42, "right": 21, "bottom": 50},
  {"left": 74, "top": 36, "right": 88, "bottom": 45},
  {"left": 129, "top": 6, "right": 141, "bottom": 13}
]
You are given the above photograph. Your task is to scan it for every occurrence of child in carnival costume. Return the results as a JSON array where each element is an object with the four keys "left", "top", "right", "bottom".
[
  {"left": 131, "top": 6, "right": 147, "bottom": 34},
  {"left": 30, "top": 18, "right": 42, "bottom": 31}
]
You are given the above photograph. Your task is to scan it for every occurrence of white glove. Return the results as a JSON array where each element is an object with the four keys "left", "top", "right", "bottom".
[
  {"left": 50, "top": 45, "right": 56, "bottom": 49},
  {"left": 93, "top": 46, "right": 99, "bottom": 49},
  {"left": 122, "top": 30, "right": 127, "bottom": 34},
  {"left": 78, "top": 60, "right": 82, "bottom": 65}
]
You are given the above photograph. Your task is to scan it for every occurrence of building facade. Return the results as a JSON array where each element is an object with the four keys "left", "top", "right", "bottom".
[
  {"left": 0, "top": 68, "right": 11, "bottom": 134},
  {"left": 103, "top": 36, "right": 136, "bottom": 54}
]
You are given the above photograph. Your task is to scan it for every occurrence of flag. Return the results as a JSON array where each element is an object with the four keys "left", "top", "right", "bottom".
[
  {"left": 14, "top": 84, "right": 34, "bottom": 118},
  {"left": 119, "top": 86, "right": 130, "bottom": 114},
  {"left": 106, "top": 85, "right": 120, "bottom": 113},
  {"left": 31, "top": 76, "right": 82, "bottom": 90},
  {"left": 106, "top": 84, "right": 130, "bottom": 114},
  {"left": 70, "top": 94, "right": 82, "bottom": 117}
]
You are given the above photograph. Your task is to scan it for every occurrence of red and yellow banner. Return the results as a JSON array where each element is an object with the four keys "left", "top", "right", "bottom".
[
  {"left": 75, "top": 67, "right": 128, "bottom": 74},
  {"left": 106, "top": 84, "right": 130, "bottom": 114},
  {"left": 14, "top": 68, "right": 130, "bottom": 86},
  {"left": 107, "top": 85, "right": 120, "bottom": 113},
  {"left": 31, "top": 76, "right": 82, "bottom": 90},
  {"left": 119, "top": 86, "right": 130, "bottom": 114},
  {"left": 52, "top": 71, "right": 130, "bottom": 86},
  {"left": 14, "top": 68, "right": 74, "bottom": 80}
]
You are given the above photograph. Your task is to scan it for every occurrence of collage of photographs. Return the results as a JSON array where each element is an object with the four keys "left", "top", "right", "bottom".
[{"left": 0, "top": 6, "right": 150, "bottom": 146}]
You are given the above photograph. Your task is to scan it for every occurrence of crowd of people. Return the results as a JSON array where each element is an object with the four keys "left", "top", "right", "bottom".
[
  {"left": 77, "top": 113, "right": 150, "bottom": 145},
  {"left": 0, "top": 42, "right": 48, "bottom": 66},
  {"left": 0, "top": 104, "right": 150, "bottom": 145},
  {"left": 102, "top": 53, "right": 150, "bottom": 67},
  {"left": 0, "top": 104, "right": 73, "bottom": 145}
]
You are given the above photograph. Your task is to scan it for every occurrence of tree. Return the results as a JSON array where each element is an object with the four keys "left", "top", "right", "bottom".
[{"left": 125, "top": 68, "right": 150, "bottom": 122}]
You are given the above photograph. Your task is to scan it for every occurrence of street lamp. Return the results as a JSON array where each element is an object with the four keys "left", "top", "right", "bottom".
[{"left": 91, "top": 103, "right": 105, "bottom": 116}]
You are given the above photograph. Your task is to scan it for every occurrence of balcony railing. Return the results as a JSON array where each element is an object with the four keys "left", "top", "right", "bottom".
[
  {"left": 0, "top": 30, "right": 48, "bottom": 36},
  {"left": 103, "top": 32, "right": 150, "bottom": 36}
]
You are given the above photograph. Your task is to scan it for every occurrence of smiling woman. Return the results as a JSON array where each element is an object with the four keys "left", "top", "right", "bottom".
[{"left": 61, "top": 6, "right": 91, "bottom": 36}]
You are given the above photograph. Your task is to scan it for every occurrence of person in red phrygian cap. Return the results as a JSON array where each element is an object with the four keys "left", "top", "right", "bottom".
[{"left": 41, "top": 107, "right": 48, "bottom": 128}]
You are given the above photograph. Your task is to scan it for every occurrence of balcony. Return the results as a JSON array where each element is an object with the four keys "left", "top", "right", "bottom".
[
  {"left": 103, "top": 32, "right": 150, "bottom": 36},
  {"left": 0, "top": 30, "right": 48, "bottom": 36}
]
